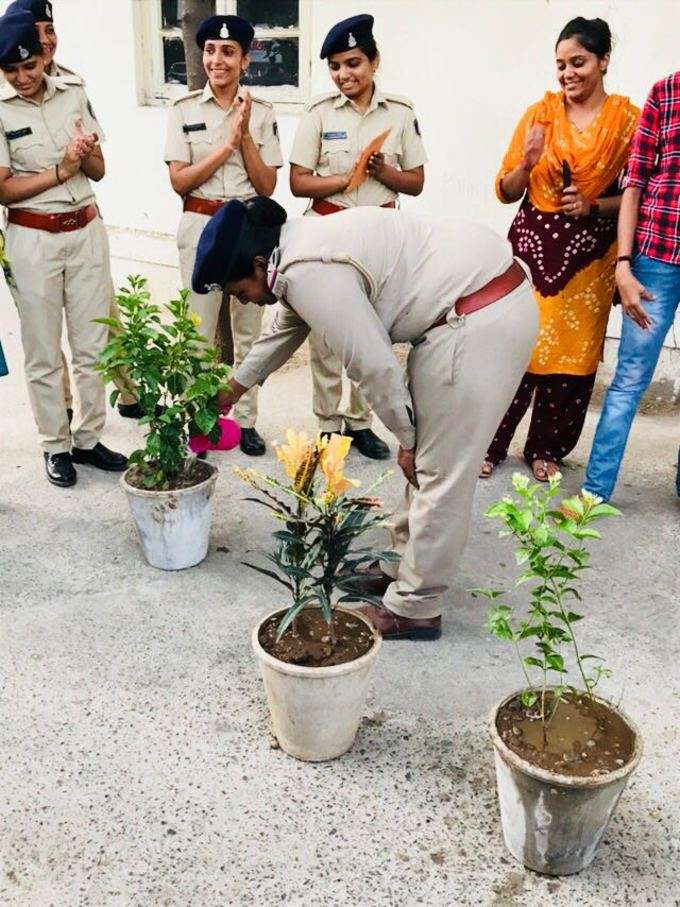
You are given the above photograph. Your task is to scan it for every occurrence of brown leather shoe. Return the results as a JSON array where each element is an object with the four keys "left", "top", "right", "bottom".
[
  {"left": 337, "top": 561, "right": 393, "bottom": 597},
  {"left": 359, "top": 605, "right": 442, "bottom": 640}
]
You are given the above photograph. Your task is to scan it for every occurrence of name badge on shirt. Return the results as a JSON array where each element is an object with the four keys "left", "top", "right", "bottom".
[
  {"left": 6, "top": 127, "right": 33, "bottom": 141},
  {"left": 322, "top": 131, "right": 348, "bottom": 140},
  {"left": 183, "top": 122, "right": 207, "bottom": 134}
]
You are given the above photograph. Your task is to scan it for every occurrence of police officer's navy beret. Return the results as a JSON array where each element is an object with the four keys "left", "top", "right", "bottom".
[
  {"left": 0, "top": 9, "right": 42, "bottom": 67},
  {"left": 320, "top": 14, "right": 374, "bottom": 59},
  {"left": 193, "top": 200, "right": 248, "bottom": 294},
  {"left": 193, "top": 198, "right": 287, "bottom": 293},
  {"left": 6, "top": 0, "right": 54, "bottom": 23},
  {"left": 196, "top": 15, "right": 254, "bottom": 53}
]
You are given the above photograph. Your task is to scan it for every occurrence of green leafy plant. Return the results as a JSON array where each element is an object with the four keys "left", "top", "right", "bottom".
[
  {"left": 237, "top": 429, "right": 398, "bottom": 642},
  {"left": 95, "top": 275, "right": 231, "bottom": 489},
  {"left": 471, "top": 473, "right": 620, "bottom": 727}
]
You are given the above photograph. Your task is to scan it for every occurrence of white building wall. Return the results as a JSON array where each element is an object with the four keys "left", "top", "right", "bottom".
[{"left": 3, "top": 0, "right": 680, "bottom": 363}]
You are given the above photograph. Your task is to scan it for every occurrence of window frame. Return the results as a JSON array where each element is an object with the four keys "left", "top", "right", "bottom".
[{"left": 133, "top": 0, "right": 311, "bottom": 110}]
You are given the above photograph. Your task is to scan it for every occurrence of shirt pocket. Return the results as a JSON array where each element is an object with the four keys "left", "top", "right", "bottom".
[
  {"left": 7, "top": 129, "right": 45, "bottom": 171},
  {"left": 383, "top": 133, "right": 403, "bottom": 171},
  {"left": 319, "top": 137, "right": 353, "bottom": 175},
  {"left": 185, "top": 126, "right": 214, "bottom": 162}
]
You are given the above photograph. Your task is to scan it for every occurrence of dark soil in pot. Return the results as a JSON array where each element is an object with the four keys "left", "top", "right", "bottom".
[
  {"left": 496, "top": 692, "right": 635, "bottom": 777},
  {"left": 259, "top": 608, "right": 375, "bottom": 668},
  {"left": 125, "top": 458, "right": 213, "bottom": 491}
]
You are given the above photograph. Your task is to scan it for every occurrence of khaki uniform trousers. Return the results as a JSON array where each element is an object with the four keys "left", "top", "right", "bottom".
[
  {"left": 177, "top": 210, "right": 262, "bottom": 427},
  {"left": 61, "top": 293, "right": 137, "bottom": 409},
  {"left": 6, "top": 216, "right": 112, "bottom": 453},
  {"left": 382, "top": 280, "right": 539, "bottom": 619},
  {"left": 306, "top": 208, "right": 372, "bottom": 433}
]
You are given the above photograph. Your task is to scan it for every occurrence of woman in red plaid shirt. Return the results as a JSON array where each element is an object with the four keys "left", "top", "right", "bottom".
[{"left": 584, "top": 69, "right": 680, "bottom": 501}]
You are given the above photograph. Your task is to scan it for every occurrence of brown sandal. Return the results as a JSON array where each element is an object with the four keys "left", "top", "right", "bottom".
[
  {"left": 479, "top": 459, "right": 494, "bottom": 478},
  {"left": 531, "top": 458, "right": 560, "bottom": 482}
]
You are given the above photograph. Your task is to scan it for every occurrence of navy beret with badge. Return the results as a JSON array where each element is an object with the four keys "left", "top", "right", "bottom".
[
  {"left": 0, "top": 8, "right": 42, "bottom": 68},
  {"left": 192, "top": 197, "right": 287, "bottom": 293},
  {"left": 196, "top": 15, "right": 254, "bottom": 54},
  {"left": 6, "top": 0, "right": 54, "bottom": 24},
  {"left": 320, "top": 13, "right": 374, "bottom": 60},
  {"left": 193, "top": 200, "right": 249, "bottom": 293}
]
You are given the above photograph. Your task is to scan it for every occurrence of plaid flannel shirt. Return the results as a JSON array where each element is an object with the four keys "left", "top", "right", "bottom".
[{"left": 624, "top": 71, "right": 680, "bottom": 264}]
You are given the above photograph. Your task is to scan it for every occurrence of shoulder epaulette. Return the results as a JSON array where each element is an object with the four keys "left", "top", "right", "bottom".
[
  {"left": 251, "top": 95, "right": 273, "bottom": 108},
  {"left": 172, "top": 89, "right": 203, "bottom": 106},
  {"left": 0, "top": 81, "right": 16, "bottom": 102},
  {"left": 304, "top": 90, "right": 340, "bottom": 112},
  {"left": 54, "top": 62, "right": 84, "bottom": 85},
  {"left": 382, "top": 93, "right": 415, "bottom": 109}
]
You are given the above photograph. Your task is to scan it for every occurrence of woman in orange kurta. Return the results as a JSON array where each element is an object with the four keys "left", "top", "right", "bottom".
[{"left": 482, "top": 17, "right": 639, "bottom": 481}]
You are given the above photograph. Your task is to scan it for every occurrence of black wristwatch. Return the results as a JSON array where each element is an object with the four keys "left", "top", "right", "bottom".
[{"left": 616, "top": 255, "right": 633, "bottom": 264}]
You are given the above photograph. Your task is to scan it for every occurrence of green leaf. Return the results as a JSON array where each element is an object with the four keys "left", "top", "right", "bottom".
[
  {"left": 242, "top": 562, "right": 293, "bottom": 592},
  {"left": 520, "top": 690, "right": 538, "bottom": 708},
  {"left": 524, "top": 656, "right": 544, "bottom": 668}
]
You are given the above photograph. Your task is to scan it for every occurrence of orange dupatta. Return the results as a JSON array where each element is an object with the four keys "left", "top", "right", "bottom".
[{"left": 495, "top": 91, "right": 639, "bottom": 212}]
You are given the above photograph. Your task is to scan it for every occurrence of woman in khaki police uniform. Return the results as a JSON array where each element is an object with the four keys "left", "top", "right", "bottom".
[
  {"left": 7, "top": 0, "right": 140, "bottom": 421},
  {"left": 193, "top": 198, "right": 538, "bottom": 640},
  {"left": 289, "top": 14, "right": 427, "bottom": 460},
  {"left": 0, "top": 8, "right": 126, "bottom": 486},
  {"left": 164, "top": 14, "right": 282, "bottom": 456}
]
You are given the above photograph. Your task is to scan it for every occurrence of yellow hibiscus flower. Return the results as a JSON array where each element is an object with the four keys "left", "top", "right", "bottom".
[
  {"left": 318, "top": 433, "right": 360, "bottom": 500},
  {"left": 190, "top": 311, "right": 202, "bottom": 328}
]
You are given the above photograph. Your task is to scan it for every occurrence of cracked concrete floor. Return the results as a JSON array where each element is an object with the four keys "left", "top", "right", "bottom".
[{"left": 1, "top": 310, "right": 679, "bottom": 906}]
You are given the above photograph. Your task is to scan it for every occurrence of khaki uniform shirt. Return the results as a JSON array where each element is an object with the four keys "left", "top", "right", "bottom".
[
  {"left": 289, "top": 88, "right": 427, "bottom": 208},
  {"left": 48, "top": 60, "right": 84, "bottom": 85},
  {"left": 234, "top": 208, "right": 516, "bottom": 448},
  {"left": 0, "top": 74, "right": 103, "bottom": 212},
  {"left": 164, "top": 83, "right": 282, "bottom": 200}
]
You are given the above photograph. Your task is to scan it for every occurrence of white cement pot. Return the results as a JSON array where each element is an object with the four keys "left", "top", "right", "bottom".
[
  {"left": 121, "top": 463, "right": 218, "bottom": 570},
  {"left": 252, "top": 607, "right": 382, "bottom": 762},
  {"left": 490, "top": 690, "right": 643, "bottom": 875}
]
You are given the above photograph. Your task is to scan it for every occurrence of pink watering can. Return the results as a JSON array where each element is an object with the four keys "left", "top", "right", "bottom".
[{"left": 189, "top": 414, "right": 241, "bottom": 455}]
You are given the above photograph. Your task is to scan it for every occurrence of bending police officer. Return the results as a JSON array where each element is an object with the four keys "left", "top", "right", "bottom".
[{"left": 193, "top": 198, "right": 539, "bottom": 639}]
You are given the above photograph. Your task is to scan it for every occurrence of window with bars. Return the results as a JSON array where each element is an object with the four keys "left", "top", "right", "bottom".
[{"left": 134, "top": 0, "right": 310, "bottom": 107}]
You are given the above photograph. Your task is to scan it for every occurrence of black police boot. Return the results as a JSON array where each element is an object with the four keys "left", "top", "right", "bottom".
[
  {"left": 343, "top": 427, "right": 390, "bottom": 460},
  {"left": 240, "top": 427, "right": 266, "bottom": 456},
  {"left": 71, "top": 442, "right": 128, "bottom": 472},
  {"left": 117, "top": 402, "right": 144, "bottom": 420},
  {"left": 44, "top": 451, "right": 77, "bottom": 487}
]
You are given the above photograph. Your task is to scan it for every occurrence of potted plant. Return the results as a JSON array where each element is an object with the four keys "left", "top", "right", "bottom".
[
  {"left": 96, "top": 276, "right": 233, "bottom": 570},
  {"left": 236, "top": 430, "right": 397, "bottom": 762},
  {"left": 472, "top": 474, "right": 643, "bottom": 875}
]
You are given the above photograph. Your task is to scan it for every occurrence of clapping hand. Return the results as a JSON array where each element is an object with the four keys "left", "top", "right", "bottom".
[
  {"left": 367, "top": 151, "right": 388, "bottom": 182},
  {"left": 521, "top": 124, "right": 545, "bottom": 172}
]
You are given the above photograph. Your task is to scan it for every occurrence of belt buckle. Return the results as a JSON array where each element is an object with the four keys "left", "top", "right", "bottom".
[{"left": 60, "top": 214, "right": 79, "bottom": 229}]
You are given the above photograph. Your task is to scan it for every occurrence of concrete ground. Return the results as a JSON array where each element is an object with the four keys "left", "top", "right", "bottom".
[{"left": 1, "top": 308, "right": 679, "bottom": 906}]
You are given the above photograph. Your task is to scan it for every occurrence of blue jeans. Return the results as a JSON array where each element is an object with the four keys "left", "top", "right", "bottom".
[{"left": 584, "top": 252, "right": 680, "bottom": 501}]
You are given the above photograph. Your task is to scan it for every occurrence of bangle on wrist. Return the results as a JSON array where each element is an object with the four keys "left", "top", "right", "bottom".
[
  {"left": 55, "top": 163, "right": 64, "bottom": 184},
  {"left": 590, "top": 201, "right": 600, "bottom": 217},
  {"left": 616, "top": 255, "right": 633, "bottom": 264}
]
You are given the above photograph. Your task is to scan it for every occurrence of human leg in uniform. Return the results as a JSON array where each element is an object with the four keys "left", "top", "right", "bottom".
[
  {"left": 63, "top": 218, "right": 128, "bottom": 474},
  {"left": 363, "top": 282, "right": 538, "bottom": 637},
  {"left": 310, "top": 331, "right": 389, "bottom": 459},
  {"left": 230, "top": 297, "right": 267, "bottom": 455},
  {"left": 177, "top": 210, "right": 223, "bottom": 344},
  {"left": 61, "top": 350, "right": 73, "bottom": 423}
]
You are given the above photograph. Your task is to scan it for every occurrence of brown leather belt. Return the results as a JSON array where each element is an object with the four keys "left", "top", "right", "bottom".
[
  {"left": 312, "top": 198, "right": 396, "bottom": 216},
  {"left": 429, "top": 261, "right": 527, "bottom": 329},
  {"left": 183, "top": 195, "right": 224, "bottom": 216},
  {"left": 8, "top": 204, "right": 98, "bottom": 233}
]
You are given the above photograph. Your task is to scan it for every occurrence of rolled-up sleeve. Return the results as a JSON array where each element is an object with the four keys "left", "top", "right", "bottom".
[
  {"left": 623, "top": 84, "right": 660, "bottom": 190},
  {"left": 282, "top": 261, "right": 416, "bottom": 449},
  {"left": 233, "top": 302, "right": 309, "bottom": 388}
]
